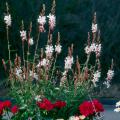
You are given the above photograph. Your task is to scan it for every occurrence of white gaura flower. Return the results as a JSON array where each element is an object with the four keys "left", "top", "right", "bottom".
[
  {"left": 92, "top": 71, "right": 101, "bottom": 87},
  {"left": 28, "top": 38, "right": 34, "bottom": 46},
  {"left": 29, "top": 71, "right": 38, "bottom": 80},
  {"left": 37, "top": 58, "right": 49, "bottom": 67},
  {"left": 116, "top": 101, "right": 120, "bottom": 107},
  {"left": 95, "top": 44, "right": 101, "bottom": 52},
  {"left": 37, "top": 15, "right": 46, "bottom": 32},
  {"left": 55, "top": 44, "right": 62, "bottom": 54},
  {"left": 103, "top": 80, "right": 111, "bottom": 88},
  {"left": 114, "top": 108, "right": 120, "bottom": 112},
  {"left": 106, "top": 69, "right": 114, "bottom": 80},
  {"left": 92, "top": 23, "right": 97, "bottom": 33},
  {"left": 47, "top": 14, "right": 56, "bottom": 30},
  {"left": 69, "top": 116, "right": 80, "bottom": 120},
  {"left": 45, "top": 45, "right": 54, "bottom": 58},
  {"left": 4, "top": 14, "right": 11, "bottom": 26},
  {"left": 84, "top": 46, "right": 91, "bottom": 54},
  {"left": 95, "top": 44, "right": 101, "bottom": 57},
  {"left": 35, "top": 95, "right": 41, "bottom": 102},
  {"left": 15, "top": 67, "right": 22, "bottom": 78},
  {"left": 64, "top": 56, "right": 73, "bottom": 70},
  {"left": 90, "top": 43, "right": 96, "bottom": 52},
  {"left": 20, "top": 30, "right": 27, "bottom": 41},
  {"left": 37, "top": 16, "right": 46, "bottom": 25}
]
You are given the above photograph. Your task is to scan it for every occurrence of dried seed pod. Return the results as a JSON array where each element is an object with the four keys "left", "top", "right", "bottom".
[{"left": 2, "top": 59, "right": 7, "bottom": 71}]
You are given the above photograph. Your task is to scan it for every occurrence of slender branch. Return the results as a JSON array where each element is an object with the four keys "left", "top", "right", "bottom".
[
  {"left": 32, "top": 32, "right": 40, "bottom": 70},
  {"left": 50, "top": 53, "right": 58, "bottom": 81}
]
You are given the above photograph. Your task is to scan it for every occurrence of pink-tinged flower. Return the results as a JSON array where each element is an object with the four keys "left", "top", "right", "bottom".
[
  {"left": 90, "top": 43, "right": 96, "bottom": 52},
  {"left": 92, "top": 23, "right": 97, "bottom": 33},
  {"left": 3, "top": 100, "right": 11, "bottom": 108},
  {"left": 85, "top": 46, "right": 91, "bottom": 54},
  {"left": 37, "top": 16, "right": 46, "bottom": 32},
  {"left": 64, "top": 56, "right": 73, "bottom": 70},
  {"left": 53, "top": 101, "right": 66, "bottom": 109},
  {"left": 92, "top": 71, "right": 101, "bottom": 87},
  {"left": 20, "top": 30, "right": 27, "bottom": 41},
  {"left": 95, "top": 44, "right": 101, "bottom": 57},
  {"left": 106, "top": 69, "right": 114, "bottom": 80},
  {"left": 28, "top": 38, "right": 34, "bottom": 46},
  {"left": 4, "top": 14, "right": 11, "bottom": 26},
  {"left": 55, "top": 44, "right": 62, "bottom": 54},
  {"left": 11, "top": 105, "right": 19, "bottom": 114},
  {"left": 38, "top": 16, "right": 46, "bottom": 25},
  {"left": 47, "top": 14, "right": 56, "bottom": 30},
  {"left": 37, "top": 58, "right": 49, "bottom": 68},
  {"left": 45, "top": 45, "right": 54, "bottom": 58}
]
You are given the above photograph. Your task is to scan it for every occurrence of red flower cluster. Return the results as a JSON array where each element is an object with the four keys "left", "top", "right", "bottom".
[
  {"left": 11, "top": 105, "right": 19, "bottom": 114},
  {"left": 0, "top": 100, "right": 11, "bottom": 115},
  {"left": 37, "top": 98, "right": 66, "bottom": 111},
  {"left": 53, "top": 100, "right": 66, "bottom": 109},
  {"left": 0, "top": 100, "right": 19, "bottom": 115},
  {"left": 37, "top": 98, "right": 54, "bottom": 111},
  {"left": 79, "top": 99, "right": 104, "bottom": 117}
]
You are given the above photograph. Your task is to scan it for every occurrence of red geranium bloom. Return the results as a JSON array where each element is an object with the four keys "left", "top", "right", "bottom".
[
  {"left": 37, "top": 98, "right": 54, "bottom": 111},
  {"left": 11, "top": 105, "right": 19, "bottom": 114},
  {"left": 79, "top": 100, "right": 104, "bottom": 117},
  {"left": 0, "top": 102, "right": 4, "bottom": 115},
  {"left": 79, "top": 101, "right": 94, "bottom": 117},
  {"left": 92, "top": 99, "right": 104, "bottom": 112},
  {"left": 3, "top": 100, "right": 11, "bottom": 108},
  {"left": 53, "top": 101, "right": 66, "bottom": 109}
]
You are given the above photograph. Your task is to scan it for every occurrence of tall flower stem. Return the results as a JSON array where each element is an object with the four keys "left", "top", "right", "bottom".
[
  {"left": 32, "top": 32, "right": 40, "bottom": 71},
  {"left": 50, "top": 53, "right": 58, "bottom": 81},
  {"left": 27, "top": 45, "right": 30, "bottom": 79},
  {"left": 22, "top": 41, "right": 25, "bottom": 69},
  {"left": 6, "top": 2, "right": 12, "bottom": 71}
]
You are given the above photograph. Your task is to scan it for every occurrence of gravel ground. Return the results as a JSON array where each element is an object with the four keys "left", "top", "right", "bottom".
[{"left": 101, "top": 105, "right": 120, "bottom": 120}]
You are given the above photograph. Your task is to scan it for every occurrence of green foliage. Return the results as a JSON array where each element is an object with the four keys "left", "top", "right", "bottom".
[{"left": 9, "top": 79, "right": 88, "bottom": 119}]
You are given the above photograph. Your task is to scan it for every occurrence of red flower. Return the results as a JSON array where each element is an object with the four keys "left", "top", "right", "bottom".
[
  {"left": 37, "top": 98, "right": 54, "bottom": 111},
  {"left": 0, "top": 102, "right": 4, "bottom": 115},
  {"left": 11, "top": 105, "right": 19, "bottom": 114},
  {"left": 3, "top": 100, "right": 11, "bottom": 108},
  {"left": 92, "top": 99, "right": 104, "bottom": 112},
  {"left": 79, "top": 100, "right": 104, "bottom": 117},
  {"left": 53, "top": 101, "right": 66, "bottom": 109},
  {"left": 79, "top": 101, "right": 94, "bottom": 117}
]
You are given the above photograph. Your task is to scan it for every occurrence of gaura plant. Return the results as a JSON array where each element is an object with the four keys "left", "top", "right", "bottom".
[{"left": 2, "top": 1, "right": 114, "bottom": 120}]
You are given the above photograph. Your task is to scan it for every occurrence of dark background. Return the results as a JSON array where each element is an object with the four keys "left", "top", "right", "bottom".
[{"left": 0, "top": 0, "right": 120, "bottom": 96}]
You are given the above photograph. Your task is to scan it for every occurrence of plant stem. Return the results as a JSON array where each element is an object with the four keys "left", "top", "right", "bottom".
[
  {"left": 6, "top": 26, "right": 12, "bottom": 70},
  {"left": 27, "top": 45, "right": 30, "bottom": 79},
  {"left": 22, "top": 41, "right": 25, "bottom": 69},
  {"left": 33, "top": 32, "right": 40, "bottom": 69},
  {"left": 50, "top": 53, "right": 58, "bottom": 81}
]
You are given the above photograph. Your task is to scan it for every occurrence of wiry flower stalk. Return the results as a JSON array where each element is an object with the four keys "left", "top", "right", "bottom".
[
  {"left": 5, "top": 2, "right": 12, "bottom": 71},
  {"left": 27, "top": 22, "right": 32, "bottom": 78},
  {"left": 47, "top": 0, "right": 56, "bottom": 31},
  {"left": 92, "top": 12, "right": 97, "bottom": 41},
  {"left": 20, "top": 20, "right": 26, "bottom": 69},
  {"left": 33, "top": 4, "right": 46, "bottom": 73},
  {"left": 50, "top": 32, "right": 61, "bottom": 81}
]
